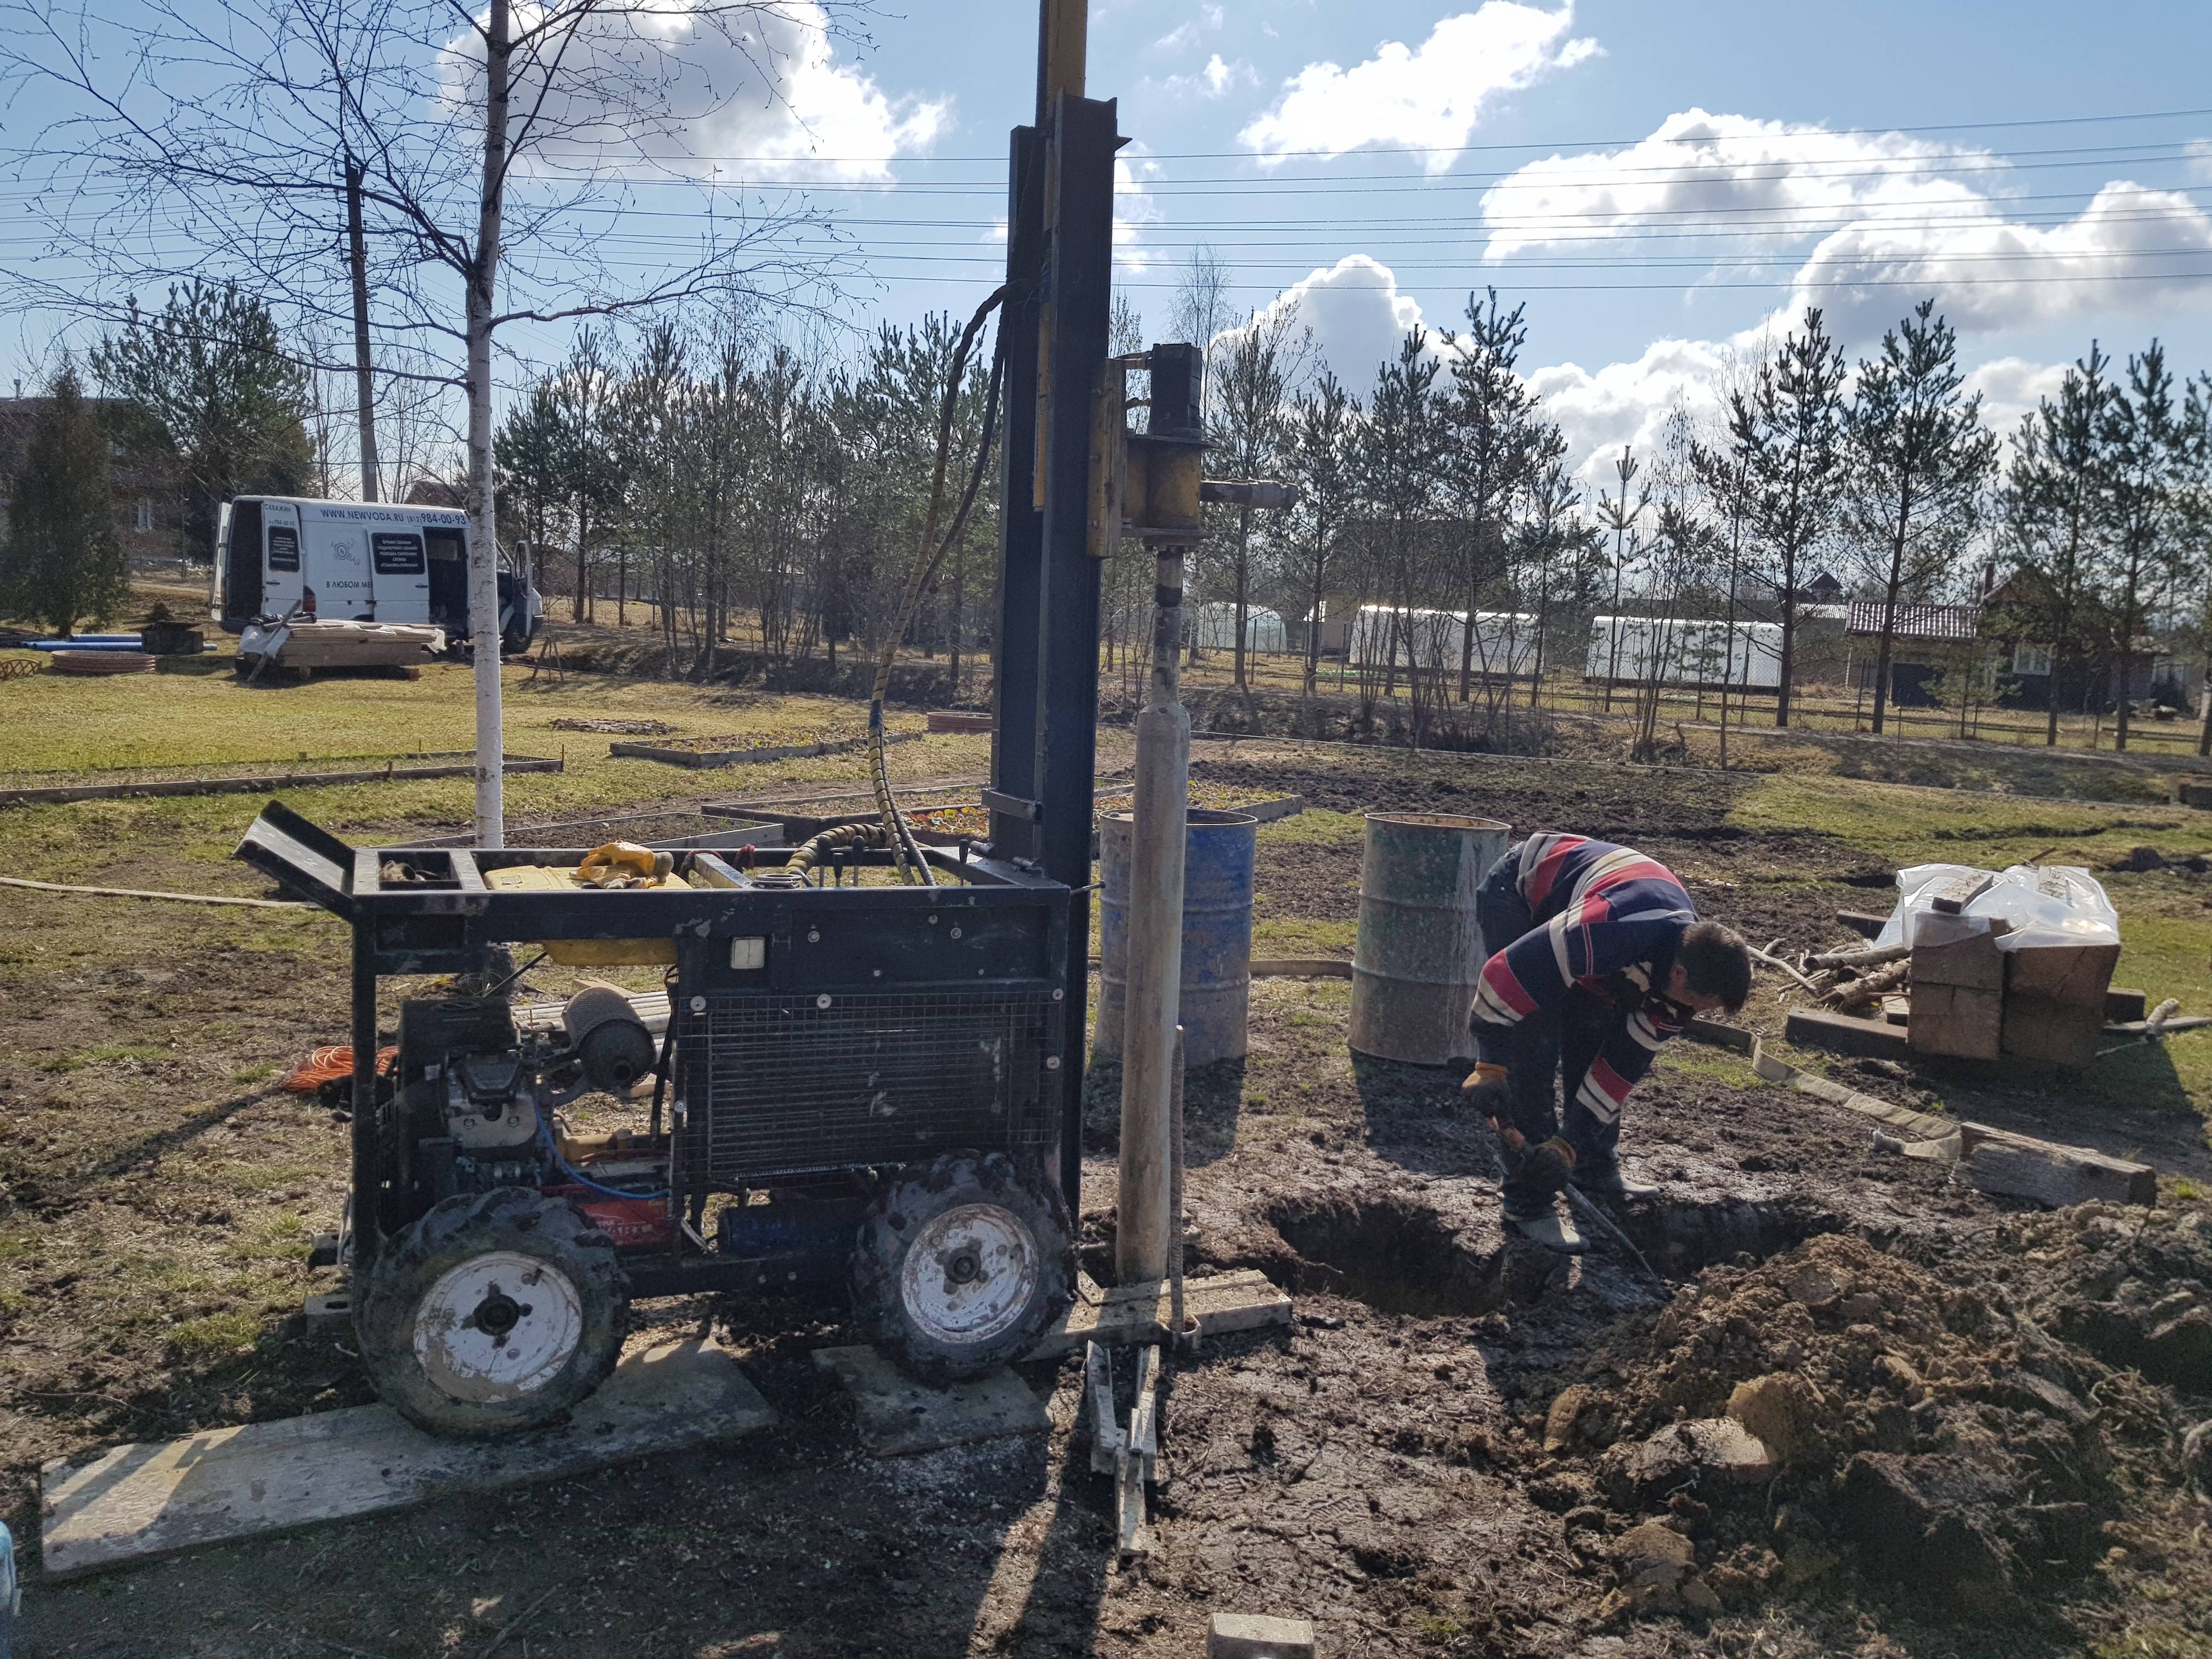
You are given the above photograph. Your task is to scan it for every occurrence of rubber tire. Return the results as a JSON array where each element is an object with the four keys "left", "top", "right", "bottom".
[
  {"left": 851, "top": 1153, "right": 1073, "bottom": 1384},
  {"left": 357, "top": 1187, "right": 628, "bottom": 1438}
]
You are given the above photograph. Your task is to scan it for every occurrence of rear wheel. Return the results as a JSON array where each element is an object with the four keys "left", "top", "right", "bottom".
[
  {"left": 851, "top": 1153, "right": 1073, "bottom": 1383},
  {"left": 357, "top": 1187, "right": 627, "bottom": 1438}
]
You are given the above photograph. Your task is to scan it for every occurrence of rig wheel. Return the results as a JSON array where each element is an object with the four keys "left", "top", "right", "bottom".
[
  {"left": 852, "top": 1153, "right": 1073, "bottom": 1383},
  {"left": 357, "top": 1187, "right": 627, "bottom": 1438}
]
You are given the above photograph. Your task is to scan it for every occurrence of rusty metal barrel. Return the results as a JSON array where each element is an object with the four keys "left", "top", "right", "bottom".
[
  {"left": 1096, "top": 808, "right": 1257, "bottom": 1066},
  {"left": 1349, "top": 813, "right": 1511, "bottom": 1065}
]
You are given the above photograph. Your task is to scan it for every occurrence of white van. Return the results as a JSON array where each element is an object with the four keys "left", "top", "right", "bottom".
[{"left": 211, "top": 497, "right": 541, "bottom": 673}]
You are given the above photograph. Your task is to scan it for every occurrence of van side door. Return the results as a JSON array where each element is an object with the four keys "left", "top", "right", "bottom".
[
  {"left": 261, "top": 501, "right": 303, "bottom": 617},
  {"left": 370, "top": 524, "right": 430, "bottom": 625}
]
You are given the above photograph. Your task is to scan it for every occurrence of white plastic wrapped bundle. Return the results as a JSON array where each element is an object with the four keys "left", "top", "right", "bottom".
[{"left": 1875, "top": 863, "right": 2121, "bottom": 953}]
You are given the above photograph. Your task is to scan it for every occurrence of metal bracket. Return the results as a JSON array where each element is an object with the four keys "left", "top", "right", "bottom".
[{"left": 981, "top": 788, "right": 1042, "bottom": 822}]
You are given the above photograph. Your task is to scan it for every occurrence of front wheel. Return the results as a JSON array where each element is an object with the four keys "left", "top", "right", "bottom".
[
  {"left": 357, "top": 1187, "right": 627, "bottom": 1438},
  {"left": 851, "top": 1153, "right": 1073, "bottom": 1383}
]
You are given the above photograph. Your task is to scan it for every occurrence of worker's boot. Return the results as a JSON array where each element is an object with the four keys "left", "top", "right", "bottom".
[
  {"left": 1570, "top": 1162, "right": 1658, "bottom": 1204},
  {"left": 1502, "top": 1204, "right": 1587, "bottom": 1254}
]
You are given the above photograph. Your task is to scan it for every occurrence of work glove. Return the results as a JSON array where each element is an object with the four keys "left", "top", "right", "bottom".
[{"left": 1460, "top": 1060, "right": 1512, "bottom": 1124}]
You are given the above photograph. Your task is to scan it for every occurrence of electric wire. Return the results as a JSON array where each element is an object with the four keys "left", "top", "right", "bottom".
[{"left": 866, "top": 280, "right": 1011, "bottom": 884}]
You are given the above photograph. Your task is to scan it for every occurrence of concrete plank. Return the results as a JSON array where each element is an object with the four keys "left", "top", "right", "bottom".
[
  {"left": 812, "top": 1345, "right": 1048, "bottom": 1457},
  {"left": 40, "top": 1338, "right": 773, "bottom": 1579},
  {"left": 1028, "top": 1270, "right": 1293, "bottom": 1357}
]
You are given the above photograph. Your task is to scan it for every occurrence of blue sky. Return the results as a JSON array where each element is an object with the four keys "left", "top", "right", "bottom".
[{"left": 5, "top": 0, "right": 2210, "bottom": 487}]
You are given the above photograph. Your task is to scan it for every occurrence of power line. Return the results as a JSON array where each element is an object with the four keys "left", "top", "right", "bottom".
[{"left": 507, "top": 105, "right": 2212, "bottom": 166}]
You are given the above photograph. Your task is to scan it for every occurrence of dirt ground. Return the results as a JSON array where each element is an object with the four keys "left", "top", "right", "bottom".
[{"left": 3, "top": 740, "right": 2210, "bottom": 1657}]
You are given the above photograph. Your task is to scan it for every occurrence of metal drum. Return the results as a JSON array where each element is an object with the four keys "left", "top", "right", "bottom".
[
  {"left": 1096, "top": 808, "right": 1257, "bottom": 1065},
  {"left": 1350, "top": 812, "right": 1511, "bottom": 1065}
]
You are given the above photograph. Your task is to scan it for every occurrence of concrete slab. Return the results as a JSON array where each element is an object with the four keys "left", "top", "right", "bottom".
[
  {"left": 40, "top": 1338, "right": 772, "bottom": 1579},
  {"left": 812, "top": 1345, "right": 1048, "bottom": 1457},
  {"left": 1210, "top": 1611, "right": 1317, "bottom": 1658},
  {"left": 1029, "top": 1269, "right": 1292, "bottom": 1356}
]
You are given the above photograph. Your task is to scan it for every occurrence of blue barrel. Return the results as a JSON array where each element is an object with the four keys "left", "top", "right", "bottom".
[{"left": 1095, "top": 808, "right": 1257, "bottom": 1066}]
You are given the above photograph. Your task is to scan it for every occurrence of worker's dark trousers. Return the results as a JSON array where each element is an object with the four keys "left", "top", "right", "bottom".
[{"left": 1476, "top": 849, "right": 1627, "bottom": 1216}]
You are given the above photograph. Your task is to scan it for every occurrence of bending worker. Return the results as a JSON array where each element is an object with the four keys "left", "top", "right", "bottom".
[{"left": 1464, "top": 832, "right": 1751, "bottom": 1253}]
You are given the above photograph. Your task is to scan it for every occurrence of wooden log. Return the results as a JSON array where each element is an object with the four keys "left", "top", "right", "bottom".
[
  {"left": 1808, "top": 941, "right": 1910, "bottom": 971},
  {"left": 1825, "top": 958, "right": 1910, "bottom": 1010},
  {"left": 1954, "top": 1122, "right": 2158, "bottom": 1208}
]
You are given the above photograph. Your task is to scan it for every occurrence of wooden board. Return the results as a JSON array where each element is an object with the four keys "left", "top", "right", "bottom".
[
  {"left": 2007, "top": 944, "right": 2122, "bottom": 1008},
  {"left": 2000, "top": 994, "right": 2107, "bottom": 1069},
  {"left": 1685, "top": 1017, "right": 1757, "bottom": 1054},
  {"left": 811, "top": 1345, "right": 1047, "bottom": 1457},
  {"left": 2107, "top": 986, "right": 2148, "bottom": 1023},
  {"left": 1954, "top": 1123, "right": 2157, "bottom": 1208},
  {"left": 1029, "top": 1270, "right": 1292, "bottom": 1357},
  {"left": 1928, "top": 871, "right": 1996, "bottom": 915},
  {"left": 1785, "top": 1006, "right": 1913, "bottom": 1062},
  {"left": 0, "top": 755, "right": 561, "bottom": 809},
  {"left": 1909, "top": 983, "right": 2002, "bottom": 1062},
  {"left": 1912, "top": 929, "right": 2004, "bottom": 991},
  {"left": 1835, "top": 910, "right": 1889, "bottom": 940},
  {"left": 40, "top": 1338, "right": 773, "bottom": 1579}
]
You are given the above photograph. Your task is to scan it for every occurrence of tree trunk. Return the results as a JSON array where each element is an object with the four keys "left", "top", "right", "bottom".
[
  {"left": 466, "top": 0, "right": 511, "bottom": 847},
  {"left": 1232, "top": 503, "right": 1252, "bottom": 688},
  {"left": 1870, "top": 476, "right": 1914, "bottom": 737},
  {"left": 343, "top": 156, "right": 380, "bottom": 504},
  {"left": 1776, "top": 584, "right": 1796, "bottom": 729}
]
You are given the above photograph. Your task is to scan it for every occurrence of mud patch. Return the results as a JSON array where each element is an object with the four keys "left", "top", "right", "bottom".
[
  {"left": 1528, "top": 1232, "right": 2186, "bottom": 1628},
  {"left": 1613, "top": 1193, "right": 1844, "bottom": 1277},
  {"left": 1268, "top": 1191, "right": 1504, "bottom": 1316}
]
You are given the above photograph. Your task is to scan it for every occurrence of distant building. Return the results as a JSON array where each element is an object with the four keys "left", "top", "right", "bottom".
[
  {"left": 403, "top": 479, "right": 467, "bottom": 509},
  {"left": 0, "top": 396, "right": 187, "bottom": 569},
  {"left": 1843, "top": 600, "right": 1982, "bottom": 705}
]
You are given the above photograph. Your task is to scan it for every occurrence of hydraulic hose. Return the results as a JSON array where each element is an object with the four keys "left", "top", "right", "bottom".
[
  {"left": 747, "top": 819, "right": 896, "bottom": 889},
  {"left": 867, "top": 283, "right": 1015, "bottom": 884}
]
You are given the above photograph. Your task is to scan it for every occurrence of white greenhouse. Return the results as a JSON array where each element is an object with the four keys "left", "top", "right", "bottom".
[
  {"left": 1348, "top": 605, "right": 1539, "bottom": 679},
  {"left": 1584, "top": 616, "right": 1782, "bottom": 690}
]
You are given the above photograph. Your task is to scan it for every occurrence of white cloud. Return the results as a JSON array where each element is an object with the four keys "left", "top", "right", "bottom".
[
  {"left": 1526, "top": 338, "right": 1734, "bottom": 488},
  {"left": 1239, "top": 5, "right": 1600, "bottom": 174},
  {"left": 1161, "top": 54, "right": 1257, "bottom": 100},
  {"left": 1113, "top": 148, "right": 1166, "bottom": 269},
  {"left": 2187, "top": 139, "right": 2212, "bottom": 183},
  {"left": 448, "top": 1, "right": 946, "bottom": 183},
  {"left": 1481, "top": 109, "right": 1967, "bottom": 260},
  {"left": 1485, "top": 109, "right": 2212, "bottom": 345},
  {"left": 1231, "top": 256, "right": 1432, "bottom": 385},
  {"left": 1963, "top": 357, "right": 2069, "bottom": 437},
  {"left": 1777, "top": 181, "right": 2212, "bottom": 341},
  {"left": 1155, "top": 7, "right": 1224, "bottom": 54}
]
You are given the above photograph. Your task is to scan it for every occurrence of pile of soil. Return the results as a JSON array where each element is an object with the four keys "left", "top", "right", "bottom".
[{"left": 1522, "top": 1230, "right": 2194, "bottom": 1632}]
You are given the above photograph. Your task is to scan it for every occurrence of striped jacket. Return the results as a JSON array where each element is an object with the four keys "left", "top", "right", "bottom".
[{"left": 1469, "top": 834, "right": 1697, "bottom": 1124}]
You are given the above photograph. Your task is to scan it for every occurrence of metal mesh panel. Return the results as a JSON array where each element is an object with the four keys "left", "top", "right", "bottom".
[{"left": 675, "top": 990, "right": 1059, "bottom": 1188}]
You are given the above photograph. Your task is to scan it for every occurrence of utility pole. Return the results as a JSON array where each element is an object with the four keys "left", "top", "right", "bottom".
[{"left": 343, "top": 153, "right": 381, "bottom": 504}]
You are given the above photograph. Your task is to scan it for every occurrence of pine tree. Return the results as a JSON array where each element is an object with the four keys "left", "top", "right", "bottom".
[
  {"left": 1844, "top": 300, "right": 1997, "bottom": 735},
  {"left": 91, "top": 281, "right": 313, "bottom": 565},
  {"left": 1723, "top": 308, "right": 1849, "bottom": 727},
  {"left": 1991, "top": 346, "right": 2117, "bottom": 746},
  {"left": 3, "top": 366, "right": 129, "bottom": 636}
]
